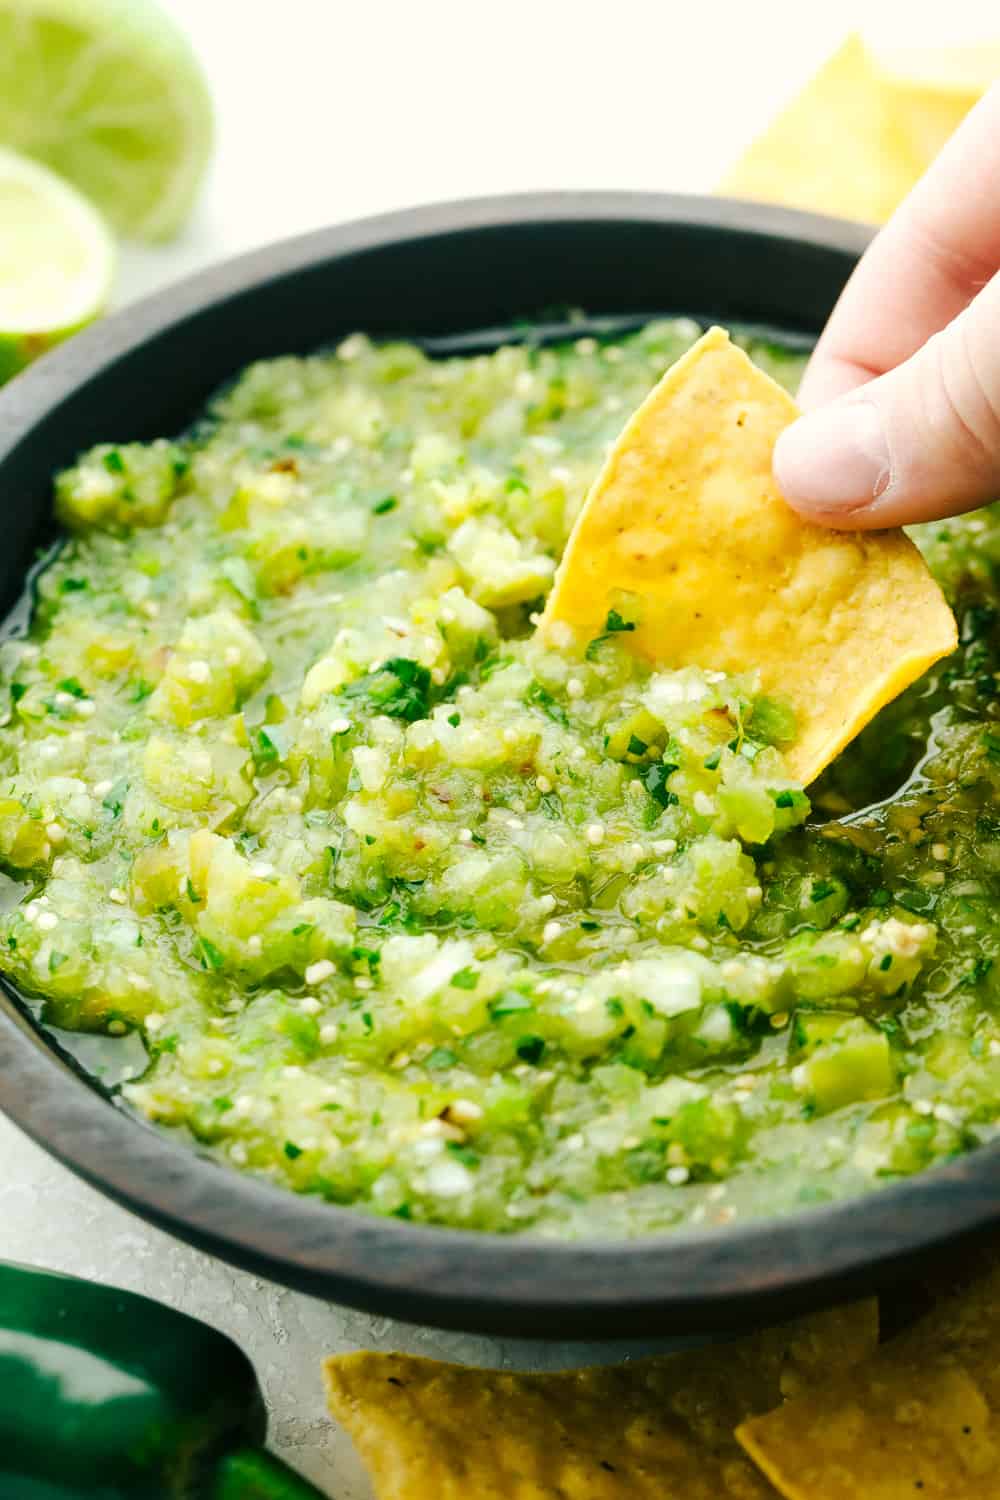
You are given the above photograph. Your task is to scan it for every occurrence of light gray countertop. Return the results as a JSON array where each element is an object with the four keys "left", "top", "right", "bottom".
[{"left": 0, "top": 1115, "right": 705, "bottom": 1494}]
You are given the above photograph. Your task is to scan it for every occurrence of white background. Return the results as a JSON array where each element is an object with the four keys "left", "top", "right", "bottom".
[{"left": 2, "top": 2, "right": 996, "bottom": 1495}]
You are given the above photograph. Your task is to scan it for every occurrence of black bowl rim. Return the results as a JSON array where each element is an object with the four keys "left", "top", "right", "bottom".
[
  {"left": 1, "top": 189, "right": 871, "bottom": 451},
  {"left": 4, "top": 189, "right": 997, "bottom": 1336}
]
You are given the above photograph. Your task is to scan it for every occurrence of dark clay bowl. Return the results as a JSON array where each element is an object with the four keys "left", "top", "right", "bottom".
[{"left": 1, "top": 193, "right": 994, "bottom": 1339}]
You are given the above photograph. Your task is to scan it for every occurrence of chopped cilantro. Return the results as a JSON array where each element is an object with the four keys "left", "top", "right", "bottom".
[
  {"left": 585, "top": 608, "right": 637, "bottom": 660},
  {"left": 351, "top": 945, "right": 380, "bottom": 972},
  {"left": 643, "top": 760, "right": 679, "bottom": 809},
  {"left": 342, "top": 657, "right": 432, "bottom": 723},
  {"left": 102, "top": 780, "right": 129, "bottom": 819},
  {"left": 963, "top": 957, "right": 994, "bottom": 986},
  {"left": 446, "top": 1142, "right": 480, "bottom": 1168},
  {"left": 810, "top": 879, "right": 837, "bottom": 904},
  {"left": 526, "top": 680, "right": 568, "bottom": 726},
  {"left": 252, "top": 728, "right": 279, "bottom": 772},
  {"left": 198, "top": 937, "right": 225, "bottom": 971},
  {"left": 516, "top": 1034, "right": 546, "bottom": 1065}
]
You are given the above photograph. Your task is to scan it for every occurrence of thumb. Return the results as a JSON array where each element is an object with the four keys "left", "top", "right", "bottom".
[{"left": 774, "top": 269, "right": 1000, "bottom": 529}]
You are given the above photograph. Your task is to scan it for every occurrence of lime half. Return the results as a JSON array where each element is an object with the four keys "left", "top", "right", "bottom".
[
  {"left": 0, "top": 0, "right": 213, "bottom": 241},
  {"left": 0, "top": 146, "right": 114, "bottom": 381}
]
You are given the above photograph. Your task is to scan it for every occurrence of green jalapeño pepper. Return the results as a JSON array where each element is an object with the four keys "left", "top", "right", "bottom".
[{"left": 0, "top": 1261, "right": 328, "bottom": 1499}]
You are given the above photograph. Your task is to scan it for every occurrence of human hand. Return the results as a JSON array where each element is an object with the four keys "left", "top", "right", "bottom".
[{"left": 774, "top": 82, "right": 1000, "bottom": 529}]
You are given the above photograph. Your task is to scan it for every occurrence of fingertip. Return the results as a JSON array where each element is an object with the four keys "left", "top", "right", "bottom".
[{"left": 773, "top": 401, "right": 892, "bottom": 524}]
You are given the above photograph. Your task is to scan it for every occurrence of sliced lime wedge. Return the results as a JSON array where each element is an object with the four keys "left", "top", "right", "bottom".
[
  {"left": 0, "top": 146, "right": 115, "bottom": 381},
  {"left": 0, "top": 0, "right": 213, "bottom": 242}
]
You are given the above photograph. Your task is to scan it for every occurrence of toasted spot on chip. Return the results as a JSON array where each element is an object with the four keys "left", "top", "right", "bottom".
[
  {"left": 540, "top": 327, "right": 956, "bottom": 785},
  {"left": 716, "top": 34, "right": 993, "bottom": 224},
  {"left": 323, "top": 1300, "right": 877, "bottom": 1499}
]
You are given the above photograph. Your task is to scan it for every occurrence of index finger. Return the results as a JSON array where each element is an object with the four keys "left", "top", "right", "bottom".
[{"left": 799, "top": 81, "right": 1000, "bottom": 408}]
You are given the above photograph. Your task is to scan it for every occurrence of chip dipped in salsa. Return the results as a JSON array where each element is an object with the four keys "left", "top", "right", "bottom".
[{"left": 0, "top": 318, "right": 996, "bottom": 1240}]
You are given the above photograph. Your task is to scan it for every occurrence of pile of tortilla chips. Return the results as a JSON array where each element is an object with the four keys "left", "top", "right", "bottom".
[
  {"left": 718, "top": 33, "right": 999, "bottom": 224},
  {"left": 324, "top": 1255, "right": 1000, "bottom": 1500}
]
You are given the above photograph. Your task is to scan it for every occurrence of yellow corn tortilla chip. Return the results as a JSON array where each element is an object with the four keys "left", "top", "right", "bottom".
[
  {"left": 539, "top": 327, "right": 956, "bottom": 786},
  {"left": 876, "top": 42, "right": 1000, "bottom": 186},
  {"left": 737, "top": 1261, "right": 1000, "bottom": 1499},
  {"left": 718, "top": 34, "right": 995, "bottom": 224},
  {"left": 738, "top": 1358, "right": 995, "bottom": 1500},
  {"left": 900, "top": 1256, "right": 1000, "bottom": 1407},
  {"left": 324, "top": 1299, "right": 877, "bottom": 1500}
]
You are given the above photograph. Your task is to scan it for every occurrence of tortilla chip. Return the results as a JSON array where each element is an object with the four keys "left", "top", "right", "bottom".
[
  {"left": 738, "top": 1259, "right": 1000, "bottom": 1499},
  {"left": 718, "top": 34, "right": 994, "bottom": 224},
  {"left": 877, "top": 43, "right": 1000, "bottom": 188},
  {"left": 738, "top": 1358, "right": 995, "bottom": 1500},
  {"left": 540, "top": 327, "right": 956, "bottom": 786},
  {"left": 899, "top": 1257, "right": 1000, "bottom": 1407},
  {"left": 323, "top": 1299, "right": 877, "bottom": 1500}
]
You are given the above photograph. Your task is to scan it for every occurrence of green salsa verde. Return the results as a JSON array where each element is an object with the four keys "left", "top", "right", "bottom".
[{"left": 0, "top": 318, "right": 997, "bottom": 1239}]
